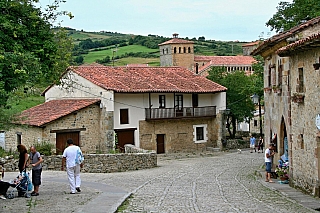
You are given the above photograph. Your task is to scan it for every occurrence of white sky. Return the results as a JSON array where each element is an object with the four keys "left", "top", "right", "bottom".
[{"left": 39, "top": 0, "right": 292, "bottom": 42}]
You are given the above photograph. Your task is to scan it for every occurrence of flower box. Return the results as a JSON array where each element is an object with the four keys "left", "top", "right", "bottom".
[{"left": 292, "top": 93, "right": 305, "bottom": 103}]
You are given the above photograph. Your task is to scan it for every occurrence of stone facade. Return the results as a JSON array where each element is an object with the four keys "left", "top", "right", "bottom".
[
  {"left": 252, "top": 17, "right": 320, "bottom": 196},
  {"left": 4, "top": 104, "right": 109, "bottom": 154},
  {"left": 159, "top": 43, "right": 194, "bottom": 71},
  {"left": 287, "top": 49, "right": 320, "bottom": 196},
  {"left": 139, "top": 117, "right": 220, "bottom": 153}
]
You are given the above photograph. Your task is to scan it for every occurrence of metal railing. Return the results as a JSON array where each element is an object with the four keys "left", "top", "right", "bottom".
[{"left": 145, "top": 106, "right": 216, "bottom": 120}]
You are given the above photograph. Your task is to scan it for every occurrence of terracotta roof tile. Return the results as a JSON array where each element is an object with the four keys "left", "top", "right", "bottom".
[
  {"left": 242, "top": 41, "right": 260, "bottom": 47},
  {"left": 252, "top": 16, "right": 320, "bottom": 55},
  {"left": 276, "top": 32, "right": 320, "bottom": 56},
  {"left": 194, "top": 56, "right": 256, "bottom": 65},
  {"left": 158, "top": 38, "right": 194, "bottom": 46},
  {"left": 68, "top": 66, "right": 227, "bottom": 93},
  {"left": 18, "top": 99, "right": 100, "bottom": 126}
]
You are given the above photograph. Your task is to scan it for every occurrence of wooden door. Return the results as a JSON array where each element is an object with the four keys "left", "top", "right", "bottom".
[
  {"left": 157, "top": 134, "right": 165, "bottom": 154},
  {"left": 56, "top": 132, "right": 80, "bottom": 154},
  {"left": 115, "top": 129, "right": 135, "bottom": 152}
]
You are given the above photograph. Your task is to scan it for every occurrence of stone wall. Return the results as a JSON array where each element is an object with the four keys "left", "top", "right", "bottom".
[
  {"left": 0, "top": 153, "right": 157, "bottom": 173},
  {"left": 289, "top": 49, "right": 320, "bottom": 196},
  {"left": 139, "top": 117, "right": 220, "bottom": 153}
]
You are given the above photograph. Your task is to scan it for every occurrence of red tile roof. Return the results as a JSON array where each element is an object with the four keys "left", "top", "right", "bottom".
[
  {"left": 242, "top": 41, "right": 260, "bottom": 47},
  {"left": 66, "top": 66, "right": 226, "bottom": 93},
  {"left": 276, "top": 32, "right": 320, "bottom": 56},
  {"left": 194, "top": 56, "right": 256, "bottom": 65},
  {"left": 252, "top": 16, "right": 320, "bottom": 55},
  {"left": 158, "top": 38, "right": 194, "bottom": 46},
  {"left": 18, "top": 99, "right": 100, "bottom": 126}
]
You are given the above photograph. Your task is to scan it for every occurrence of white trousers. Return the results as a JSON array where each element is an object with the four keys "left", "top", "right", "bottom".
[{"left": 66, "top": 165, "right": 81, "bottom": 193}]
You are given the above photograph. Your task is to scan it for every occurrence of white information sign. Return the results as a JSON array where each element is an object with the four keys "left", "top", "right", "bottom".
[{"left": 316, "top": 114, "right": 320, "bottom": 130}]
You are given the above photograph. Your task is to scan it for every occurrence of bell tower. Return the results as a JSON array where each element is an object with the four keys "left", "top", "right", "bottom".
[{"left": 159, "top": 33, "right": 194, "bottom": 71}]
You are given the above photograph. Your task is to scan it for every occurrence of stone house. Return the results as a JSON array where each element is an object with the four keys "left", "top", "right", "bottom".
[
  {"left": 3, "top": 66, "right": 227, "bottom": 154},
  {"left": 252, "top": 16, "right": 320, "bottom": 196}
]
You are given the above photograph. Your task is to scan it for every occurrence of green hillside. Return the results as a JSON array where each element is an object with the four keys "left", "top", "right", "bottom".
[{"left": 67, "top": 29, "right": 247, "bottom": 66}]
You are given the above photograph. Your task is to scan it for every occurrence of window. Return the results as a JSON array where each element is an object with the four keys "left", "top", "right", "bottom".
[
  {"left": 278, "top": 62, "right": 283, "bottom": 86},
  {"left": 196, "top": 127, "right": 204, "bottom": 140},
  {"left": 179, "top": 47, "right": 181, "bottom": 53},
  {"left": 254, "top": 120, "right": 257, "bottom": 126},
  {"left": 183, "top": 47, "right": 186, "bottom": 53},
  {"left": 159, "top": 95, "right": 166, "bottom": 108},
  {"left": 193, "top": 124, "right": 208, "bottom": 143},
  {"left": 174, "top": 47, "right": 177, "bottom": 54},
  {"left": 120, "top": 109, "right": 129, "bottom": 124},
  {"left": 298, "top": 68, "right": 304, "bottom": 93},
  {"left": 17, "top": 133, "right": 22, "bottom": 145},
  {"left": 268, "top": 67, "right": 271, "bottom": 87},
  {"left": 162, "top": 49, "right": 165, "bottom": 55},
  {"left": 188, "top": 47, "right": 191, "bottom": 53},
  {"left": 166, "top": 48, "right": 168, "bottom": 54},
  {"left": 192, "top": 94, "right": 198, "bottom": 107}
]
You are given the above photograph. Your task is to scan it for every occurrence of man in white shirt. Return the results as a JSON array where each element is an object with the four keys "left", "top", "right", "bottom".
[
  {"left": 265, "top": 143, "right": 275, "bottom": 183},
  {"left": 61, "top": 139, "right": 83, "bottom": 194}
]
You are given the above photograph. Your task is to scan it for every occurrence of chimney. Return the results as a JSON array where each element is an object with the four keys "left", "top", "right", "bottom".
[{"left": 173, "top": 33, "right": 179, "bottom": 38}]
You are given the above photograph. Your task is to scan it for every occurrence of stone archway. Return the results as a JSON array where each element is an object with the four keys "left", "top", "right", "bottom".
[{"left": 279, "top": 116, "right": 288, "bottom": 160}]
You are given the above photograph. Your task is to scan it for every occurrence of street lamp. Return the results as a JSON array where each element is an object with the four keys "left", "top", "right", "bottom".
[{"left": 251, "top": 94, "right": 263, "bottom": 137}]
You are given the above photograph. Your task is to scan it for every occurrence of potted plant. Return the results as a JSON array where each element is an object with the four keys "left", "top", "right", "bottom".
[
  {"left": 275, "top": 161, "right": 289, "bottom": 181},
  {"left": 272, "top": 85, "right": 281, "bottom": 94}
]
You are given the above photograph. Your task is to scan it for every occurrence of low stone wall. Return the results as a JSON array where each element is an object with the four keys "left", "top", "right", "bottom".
[
  {"left": 124, "top": 144, "right": 156, "bottom": 153},
  {"left": 0, "top": 153, "right": 157, "bottom": 173},
  {"left": 225, "top": 139, "right": 250, "bottom": 150}
]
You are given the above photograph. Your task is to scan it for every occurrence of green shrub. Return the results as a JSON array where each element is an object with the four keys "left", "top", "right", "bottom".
[
  {"left": 0, "top": 147, "right": 18, "bottom": 158},
  {"left": 34, "top": 141, "right": 54, "bottom": 156}
]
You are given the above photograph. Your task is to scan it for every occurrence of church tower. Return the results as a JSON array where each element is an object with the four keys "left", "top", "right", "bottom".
[{"left": 159, "top": 33, "right": 194, "bottom": 71}]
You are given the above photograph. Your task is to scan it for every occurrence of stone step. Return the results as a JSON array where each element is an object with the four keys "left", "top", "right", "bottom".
[{"left": 206, "top": 147, "right": 221, "bottom": 152}]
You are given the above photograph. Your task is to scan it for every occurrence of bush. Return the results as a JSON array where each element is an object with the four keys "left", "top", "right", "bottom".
[
  {"left": 0, "top": 147, "right": 17, "bottom": 158},
  {"left": 34, "top": 141, "right": 54, "bottom": 156}
]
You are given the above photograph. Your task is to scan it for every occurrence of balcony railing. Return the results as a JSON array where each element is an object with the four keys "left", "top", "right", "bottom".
[{"left": 145, "top": 106, "right": 216, "bottom": 120}]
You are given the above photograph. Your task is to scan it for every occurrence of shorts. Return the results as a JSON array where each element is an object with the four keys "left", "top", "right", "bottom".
[
  {"left": 32, "top": 168, "right": 42, "bottom": 186},
  {"left": 250, "top": 144, "right": 255, "bottom": 148},
  {"left": 265, "top": 162, "right": 272, "bottom": 173}
]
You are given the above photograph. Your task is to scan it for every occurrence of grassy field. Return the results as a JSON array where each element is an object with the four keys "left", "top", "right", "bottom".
[
  {"left": 83, "top": 45, "right": 159, "bottom": 64},
  {"left": 105, "top": 57, "right": 160, "bottom": 66}
]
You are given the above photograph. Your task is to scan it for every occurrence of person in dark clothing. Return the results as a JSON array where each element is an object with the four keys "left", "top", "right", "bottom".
[{"left": 17, "top": 145, "right": 29, "bottom": 173}]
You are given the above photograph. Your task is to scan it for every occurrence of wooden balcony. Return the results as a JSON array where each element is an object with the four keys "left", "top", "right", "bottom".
[{"left": 145, "top": 106, "right": 216, "bottom": 120}]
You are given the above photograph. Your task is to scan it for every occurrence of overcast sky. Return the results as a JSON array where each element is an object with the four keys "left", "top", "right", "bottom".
[{"left": 40, "top": 0, "right": 291, "bottom": 42}]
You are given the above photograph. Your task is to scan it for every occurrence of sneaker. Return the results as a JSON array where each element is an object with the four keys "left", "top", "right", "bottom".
[
  {"left": 76, "top": 187, "right": 81, "bottom": 192},
  {"left": 31, "top": 192, "right": 39, "bottom": 196},
  {"left": 70, "top": 192, "right": 75, "bottom": 194},
  {"left": 0, "top": 195, "right": 6, "bottom": 200}
]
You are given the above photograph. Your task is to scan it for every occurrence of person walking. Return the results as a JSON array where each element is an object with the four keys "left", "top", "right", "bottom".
[
  {"left": 250, "top": 135, "right": 256, "bottom": 153},
  {"left": 29, "top": 146, "right": 43, "bottom": 196},
  {"left": 258, "top": 136, "right": 264, "bottom": 153},
  {"left": 265, "top": 143, "right": 275, "bottom": 183},
  {"left": 17, "top": 144, "right": 29, "bottom": 173},
  {"left": 61, "top": 139, "right": 83, "bottom": 194}
]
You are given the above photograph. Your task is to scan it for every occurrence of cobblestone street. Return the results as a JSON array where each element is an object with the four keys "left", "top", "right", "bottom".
[
  {"left": 114, "top": 152, "right": 315, "bottom": 213},
  {"left": 0, "top": 151, "right": 317, "bottom": 213}
]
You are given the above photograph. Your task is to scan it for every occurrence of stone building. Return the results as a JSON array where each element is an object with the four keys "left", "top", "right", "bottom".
[
  {"left": 159, "top": 34, "right": 256, "bottom": 76},
  {"left": 252, "top": 16, "right": 320, "bottom": 196},
  {"left": 3, "top": 66, "right": 227, "bottom": 154}
]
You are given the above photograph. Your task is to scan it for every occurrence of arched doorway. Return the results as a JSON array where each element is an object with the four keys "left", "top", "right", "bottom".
[{"left": 280, "top": 116, "right": 288, "bottom": 161}]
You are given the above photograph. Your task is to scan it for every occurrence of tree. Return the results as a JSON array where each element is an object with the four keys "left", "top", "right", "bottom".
[
  {"left": 207, "top": 67, "right": 256, "bottom": 138},
  {"left": 0, "top": 0, "right": 73, "bottom": 129},
  {"left": 266, "top": 0, "right": 320, "bottom": 32}
]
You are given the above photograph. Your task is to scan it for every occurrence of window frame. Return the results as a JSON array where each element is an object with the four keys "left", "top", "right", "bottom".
[{"left": 193, "top": 124, "right": 208, "bottom": 143}]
